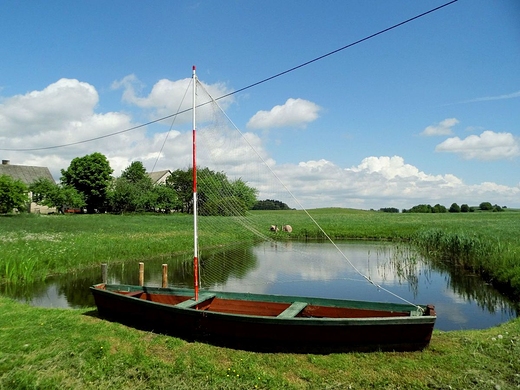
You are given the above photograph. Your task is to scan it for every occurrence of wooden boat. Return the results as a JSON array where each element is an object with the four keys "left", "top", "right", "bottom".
[
  {"left": 90, "top": 284, "right": 436, "bottom": 352},
  {"left": 91, "top": 66, "right": 436, "bottom": 352}
]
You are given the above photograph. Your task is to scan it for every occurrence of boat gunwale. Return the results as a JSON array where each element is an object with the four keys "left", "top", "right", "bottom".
[{"left": 91, "top": 283, "right": 437, "bottom": 325}]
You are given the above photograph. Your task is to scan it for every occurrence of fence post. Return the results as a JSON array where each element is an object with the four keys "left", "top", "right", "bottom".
[
  {"left": 162, "top": 264, "right": 168, "bottom": 288},
  {"left": 139, "top": 262, "right": 144, "bottom": 286},
  {"left": 101, "top": 263, "right": 107, "bottom": 284}
]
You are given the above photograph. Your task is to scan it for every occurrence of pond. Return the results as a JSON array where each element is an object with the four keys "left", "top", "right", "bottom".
[{"left": 2, "top": 241, "right": 517, "bottom": 331}]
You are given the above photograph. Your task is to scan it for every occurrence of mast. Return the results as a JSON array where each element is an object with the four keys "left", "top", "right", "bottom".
[{"left": 192, "top": 65, "right": 199, "bottom": 300}]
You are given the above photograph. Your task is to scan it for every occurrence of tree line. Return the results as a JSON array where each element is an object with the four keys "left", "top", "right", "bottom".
[
  {"left": 0, "top": 152, "right": 271, "bottom": 216},
  {"left": 379, "top": 201, "right": 506, "bottom": 214}
]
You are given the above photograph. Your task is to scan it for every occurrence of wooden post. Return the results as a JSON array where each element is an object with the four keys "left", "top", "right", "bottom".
[
  {"left": 138, "top": 262, "right": 144, "bottom": 286},
  {"left": 101, "top": 263, "right": 107, "bottom": 284},
  {"left": 162, "top": 264, "right": 168, "bottom": 288}
]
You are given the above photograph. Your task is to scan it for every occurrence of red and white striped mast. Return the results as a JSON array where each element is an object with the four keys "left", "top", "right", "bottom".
[{"left": 192, "top": 65, "right": 200, "bottom": 300}]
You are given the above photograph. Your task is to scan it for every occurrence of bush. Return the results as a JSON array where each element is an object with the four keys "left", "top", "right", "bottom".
[
  {"left": 449, "top": 203, "right": 460, "bottom": 213},
  {"left": 0, "top": 175, "right": 28, "bottom": 213}
]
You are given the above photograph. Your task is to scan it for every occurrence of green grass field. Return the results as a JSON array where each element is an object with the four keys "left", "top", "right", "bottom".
[{"left": 1, "top": 210, "right": 519, "bottom": 389}]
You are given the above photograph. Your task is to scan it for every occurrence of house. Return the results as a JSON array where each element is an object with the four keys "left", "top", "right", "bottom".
[
  {"left": 0, "top": 159, "right": 57, "bottom": 214},
  {"left": 147, "top": 170, "right": 171, "bottom": 185}
]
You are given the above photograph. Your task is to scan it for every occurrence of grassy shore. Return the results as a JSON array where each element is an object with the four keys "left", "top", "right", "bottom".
[
  {"left": 1, "top": 209, "right": 519, "bottom": 389},
  {"left": 1, "top": 296, "right": 519, "bottom": 389}
]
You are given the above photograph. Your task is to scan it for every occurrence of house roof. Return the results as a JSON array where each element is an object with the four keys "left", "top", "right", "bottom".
[
  {"left": 0, "top": 163, "right": 55, "bottom": 185},
  {"left": 147, "top": 170, "right": 171, "bottom": 184}
]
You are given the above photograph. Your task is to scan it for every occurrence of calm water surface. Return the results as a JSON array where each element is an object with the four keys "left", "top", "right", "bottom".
[{"left": 2, "top": 241, "right": 517, "bottom": 331}]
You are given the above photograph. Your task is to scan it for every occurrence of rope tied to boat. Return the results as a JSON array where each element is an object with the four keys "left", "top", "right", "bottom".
[{"left": 197, "top": 80, "right": 426, "bottom": 314}]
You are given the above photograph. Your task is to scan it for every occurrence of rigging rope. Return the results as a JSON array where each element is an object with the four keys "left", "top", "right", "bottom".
[
  {"left": 0, "top": 0, "right": 458, "bottom": 153},
  {"left": 196, "top": 80, "right": 424, "bottom": 311}
]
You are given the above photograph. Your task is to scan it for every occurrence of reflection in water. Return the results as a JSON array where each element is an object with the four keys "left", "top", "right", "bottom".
[{"left": 1, "top": 241, "right": 517, "bottom": 331}]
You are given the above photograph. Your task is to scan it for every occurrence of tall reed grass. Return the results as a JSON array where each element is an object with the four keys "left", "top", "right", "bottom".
[{"left": 410, "top": 228, "right": 520, "bottom": 296}]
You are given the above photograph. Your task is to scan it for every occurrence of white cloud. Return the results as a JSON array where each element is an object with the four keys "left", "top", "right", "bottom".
[
  {"left": 112, "top": 74, "right": 234, "bottom": 124},
  {"left": 421, "top": 118, "right": 459, "bottom": 136},
  {"left": 1, "top": 79, "right": 519, "bottom": 210},
  {"left": 246, "top": 98, "right": 321, "bottom": 129},
  {"left": 435, "top": 130, "right": 520, "bottom": 160},
  {"left": 0, "top": 78, "right": 99, "bottom": 137}
]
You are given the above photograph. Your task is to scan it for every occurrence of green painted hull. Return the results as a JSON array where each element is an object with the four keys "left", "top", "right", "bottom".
[{"left": 91, "top": 283, "right": 436, "bottom": 353}]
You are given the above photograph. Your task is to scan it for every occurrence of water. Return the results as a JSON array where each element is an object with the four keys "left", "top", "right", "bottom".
[{"left": 2, "top": 241, "right": 517, "bottom": 331}]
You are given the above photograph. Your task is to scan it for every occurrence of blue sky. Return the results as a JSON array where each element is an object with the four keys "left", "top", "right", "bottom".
[{"left": 0, "top": 0, "right": 519, "bottom": 209}]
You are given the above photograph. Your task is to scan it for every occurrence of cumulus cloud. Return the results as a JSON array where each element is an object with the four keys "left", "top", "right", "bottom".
[
  {"left": 0, "top": 78, "right": 99, "bottom": 137},
  {"left": 0, "top": 78, "right": 187, "bottom": 180},
  {"left": 421, "top": 118, "right": 459, "bottom": 136},
  {"left": 1, "top": 78, "right": 519, "bottom": 210},
  {"left": 246, "top": 98, "right": 321, "bottom": 129},
  {"left": 270, "top": 155, "right": 518, "bottom": 209},
  {"left": 435, "top": 130, "right": 520, "bottom": 160},
  {"left": 112, "top": 74, "right": 234, "bottom": 123}
]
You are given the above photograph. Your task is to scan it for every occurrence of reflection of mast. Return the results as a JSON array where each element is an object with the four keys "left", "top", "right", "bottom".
[{"left": 192, "top": 65, "right": 199, "bottom": 300}]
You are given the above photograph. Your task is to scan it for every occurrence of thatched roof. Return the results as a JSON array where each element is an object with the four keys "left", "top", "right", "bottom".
[{"left": 0, "top": 161, "right": 55, "bottom": 185}]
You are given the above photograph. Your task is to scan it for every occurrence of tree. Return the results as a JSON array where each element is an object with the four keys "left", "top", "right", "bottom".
[
  {"left": 167, "top": 167, "right": 258, "bottom": 216},
  {"left": 432, "top": 204, "right": 447, "bottom": 213},
  {"left": 29, "top": 178, "right": 85, "bottom": 210},
  {"left": 460, "top": 204, "right": 470, "bottom": 213},
  {"left": 150, "top": 184, "right": 181, "bottom": 213},
  {"left": 379, "top": 207, "right": 399, "bottom": 213},
  {"left": 449, "top": 203, "right": 460, "bottom": 213},
  {"left": 479, "top": 202, "right": 493, "bottom": 211},
  {"left": 405, "top": 204, "right": 432, "bottom": 213},
  {"left": 0, "top": 174, "right": 28, "bottom": 213},
  {"left": 61, "top": 152, "right": 113, "bottom": 213},
  {"left": 253, "top": 199, "right": 292, "bottom": 210},
  {"left": 167, "top": 169, "right": 193, "bottom": 213},
  {"left": 230, "top": 178, "right": 258, "bottom": 210},
  {"left": 121, "top": 161, "right": 148, "bottom": 183},
  {"left": 109, "top": 161, "right": 154, "bottom": 213}
]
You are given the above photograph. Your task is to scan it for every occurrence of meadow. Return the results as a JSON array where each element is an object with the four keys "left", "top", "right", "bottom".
[
  {"left": 1, "top": 209, "right": 518, "bottom": 296},
  {"left": 1, "top": 209, "right": 519, "bottom": 389}
]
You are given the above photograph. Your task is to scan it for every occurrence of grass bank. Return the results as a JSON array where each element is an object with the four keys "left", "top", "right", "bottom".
[{"left": 1, "top": 296, "right": 519, "bottom": 389}]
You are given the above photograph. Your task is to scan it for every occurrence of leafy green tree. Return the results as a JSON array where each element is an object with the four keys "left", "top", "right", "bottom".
[
  {"left": 0, "top": 174, "right": 28, "bottom": 213},
  {"left": 29, "top": 178, "right": 57, "bottom": 205},
  {"left": 493, "top": 204, "right": 503, "bottom": 212},
  {"left": 379, "top": 207, "right": 399, "bottom": 213},
  {"left": 29, "top": 178, "right": 85, "bottom": 210},
  {"left": 109, "top": 162, "right": 155, "bottom": 213},
  {"left": 121, "top": 161, "right": 148, "bottom": 183},
  {"left": 449, "top": 203, "right": 460, "bottom": 213},
  {"left": 432, "top": 204, "right": 447, "bottom": 213},
  {"left": 230, "top": 178, "right": 258, "bottom": 210},
  {"left": 460, "top": 204, "right": 470, "bottom": 213},
  {"left": 253, "top": 199, "right": 291, "bottom": 210},
  {"left": 167, "top": 167, "right": 257, "bottom": 216},
  {"left": 61, "top": 152, "right": 113, "bottom": 213},
  {"left": 151, "top": 184, "right": 181, "bottom": 213},
  {"left": 479, "top": 202, "right": 493, "bottom": 211},
  {"left": 406, "top": 204, "right": 432, "bottom": 213},
  {"left": 167, "top": 169, "right": 193, "bottom": 213}
]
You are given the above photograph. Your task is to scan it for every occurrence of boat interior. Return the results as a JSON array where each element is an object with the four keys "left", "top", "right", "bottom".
[{"left": 115, "top": 289, "right": 414, "bottom": 319}]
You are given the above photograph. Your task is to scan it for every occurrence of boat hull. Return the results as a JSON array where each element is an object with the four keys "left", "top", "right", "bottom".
[{"left": 90, "top": 283, "right": 436, "bottom": 353}]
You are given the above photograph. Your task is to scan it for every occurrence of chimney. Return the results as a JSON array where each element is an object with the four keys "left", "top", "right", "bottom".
[{"left": 2, "top": 160, "right": 9, "bottom": 165}]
